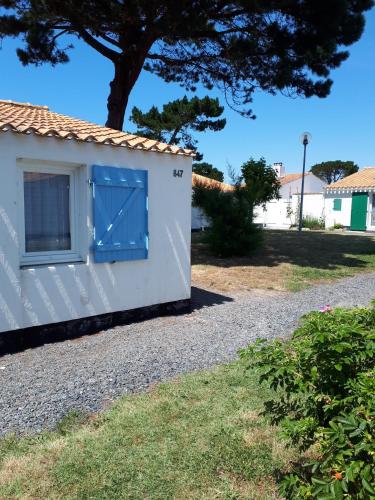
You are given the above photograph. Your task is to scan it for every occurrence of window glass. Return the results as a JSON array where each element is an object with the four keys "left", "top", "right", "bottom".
[{"left": 24, "top": 172, "right": 71, "bottom": 252}]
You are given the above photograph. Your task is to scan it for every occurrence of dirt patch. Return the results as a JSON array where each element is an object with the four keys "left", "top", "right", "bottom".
[
  {"left": 0, "top": 438, "right": 65, "bottom": 491},
  {"left": 192, "top": 262, "right": 289, "bottom": 293}
]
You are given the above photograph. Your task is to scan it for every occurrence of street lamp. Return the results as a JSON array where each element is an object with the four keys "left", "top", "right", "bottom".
[{"left": 298, "top": 132, "right": 312, "bottom": 232}]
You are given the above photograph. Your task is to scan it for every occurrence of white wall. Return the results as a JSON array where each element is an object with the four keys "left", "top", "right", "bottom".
[
  {"left": 325, "top": 192, "right": 353, "bottom": 228},
  {"left": 293, "top": 193, "right": 326, "bottom": 221},
  {"left": 255, "top": 193, "right": 326, "bottom": 228},
  {"left": 255, "top": 173, "right": 326, "bottom": 228},
  {"left": 254, "top": 199, "right": 292, "bottom": 228},
  {"left": 0, "top": 133, "right": 192, "bottom": 333}
]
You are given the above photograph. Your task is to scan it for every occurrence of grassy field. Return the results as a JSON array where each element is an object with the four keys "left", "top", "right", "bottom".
[
  {"left": 192, "top": 229, "right": 375, "bottom": 292},
  {"left": 0, "top": 362, "right": 295, "bottom": 499}
]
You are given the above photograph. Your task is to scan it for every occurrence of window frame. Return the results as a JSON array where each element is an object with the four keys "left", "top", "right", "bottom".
[
  {"left": 18, "top": 160, "right": 84, "bottom": 266},
  {"left": 333, "top": 198, "right": 342, "bottom": 211}
]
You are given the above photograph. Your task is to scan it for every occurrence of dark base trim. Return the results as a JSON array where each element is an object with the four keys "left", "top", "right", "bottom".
[{"left": 0, "top": 299, "right": 191, "bottom": 356}]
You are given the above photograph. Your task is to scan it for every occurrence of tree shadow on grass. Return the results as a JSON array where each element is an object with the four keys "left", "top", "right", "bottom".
[{"left": 192, "top": 230, "right": 375, "bottom": 271}]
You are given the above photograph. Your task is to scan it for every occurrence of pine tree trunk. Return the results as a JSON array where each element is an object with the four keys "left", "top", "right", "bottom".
[
  {"left": 168, "top": 125, "right": 183, "bottom": 145},
  {"left": 105, "top": 63, "right": 130, "bottom": 131},
  {"left": 105, "top": 42, "right": 153, "bottom": 131}
]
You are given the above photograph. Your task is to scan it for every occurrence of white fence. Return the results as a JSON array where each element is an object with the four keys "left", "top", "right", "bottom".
[
  {"left": 254, "top": 193, "right": 326, "bottom": 228},
  {"left": 192, "top": 206, "right": 210, "bottom": 230},
  {"left": 193, "top": 193, "right": 326, "bottom": 231}
]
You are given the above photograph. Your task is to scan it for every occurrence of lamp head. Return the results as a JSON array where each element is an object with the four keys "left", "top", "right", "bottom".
[{"left": 300, "top": 132, "right": 312, "bottom": 146}]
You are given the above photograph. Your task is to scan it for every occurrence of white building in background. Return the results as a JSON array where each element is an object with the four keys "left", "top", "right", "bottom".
[
  {"left": 324, "top": 167, "right": 375, "bottom": 231},
  {"left": 254, "top": 163, "right": 327, "bottom": 228},
  {"left": 0, "top": 100, "right": 193, "bottom": 346}
]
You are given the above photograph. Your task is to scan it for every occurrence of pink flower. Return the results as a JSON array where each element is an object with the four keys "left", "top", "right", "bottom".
[{"left": 320, "top": 305, "right": 332, "bottom": 313}]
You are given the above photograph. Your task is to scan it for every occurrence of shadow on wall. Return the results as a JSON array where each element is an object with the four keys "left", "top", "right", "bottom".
[
  {"left": 191, "top": 230, "right": 375, "bottom": 271},
  {"left": 0, "top": 198, "right": 192, "bottom": 334}
]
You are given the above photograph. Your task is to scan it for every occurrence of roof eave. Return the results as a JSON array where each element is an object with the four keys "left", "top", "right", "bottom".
[{"left": 0, "top": 127, "right": 195, "bottom": 158}]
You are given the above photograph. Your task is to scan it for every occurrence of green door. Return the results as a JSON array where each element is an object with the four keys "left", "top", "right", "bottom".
[{"left": 350, "top": 192, "right": 368, "bottom": 231}]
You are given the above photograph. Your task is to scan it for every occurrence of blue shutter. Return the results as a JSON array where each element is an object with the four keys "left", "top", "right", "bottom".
[{"left": 92, "top": 165, "right": 148, "bottom": 263}]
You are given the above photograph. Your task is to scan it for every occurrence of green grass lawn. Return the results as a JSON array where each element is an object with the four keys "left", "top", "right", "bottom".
[
  {"left": 0, "top": 362, "right": 295, "bottom": 499},
  {"left": 192, "top": 230, "right": 375, "bottom": 292}
]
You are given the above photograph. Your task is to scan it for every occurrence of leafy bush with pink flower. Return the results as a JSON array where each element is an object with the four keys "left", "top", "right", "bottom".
[{"left": 241, "top": 303, "right": 375, "bottom": 498}]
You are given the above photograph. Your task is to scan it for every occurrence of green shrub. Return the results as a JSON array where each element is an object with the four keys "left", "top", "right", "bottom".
[
  {"left": 240, "top": 304, "right": 375, "bottom": 498},
  {"left": 193, "top": 184, "right": 263, "bottom": 257},
  {"left": 302, "top": 216, "right": 325, "bottom": 230},
  {"left": 332, "top": 223, "right": 345, "bottom": 230}
]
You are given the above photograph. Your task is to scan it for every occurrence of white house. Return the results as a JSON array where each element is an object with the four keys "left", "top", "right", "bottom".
[
  {"left": 325, "top": 167, "right": 375, "bottom": 231},
  {"left": 254, "top": 163, "right": 327, "bottom": 228},
  {"left": 0, "top": 100, "right": 193, "bottom": 347}
]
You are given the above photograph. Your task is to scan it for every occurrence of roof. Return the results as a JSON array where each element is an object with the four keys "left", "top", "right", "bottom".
[
  {"left": 0, "top": 100, "right": 195, "bottom": 157},
  {"left": 279, "top": 172, "right": 314, "bottom": 185},
  {"left": 192, "top": 173, "right": 234, "bottom": 191},
  {"left": 326, "top": 167, "right": 375, "bottom": 191}
]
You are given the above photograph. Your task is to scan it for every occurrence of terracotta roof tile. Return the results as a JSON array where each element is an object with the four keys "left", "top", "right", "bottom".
[
  {"left": 279, "top": 173, "right": 313, "bottom": 185},
  {"left": 326, "top": 167, "right": 375, "bottom": 190},
  {"left": 0, "top": 100, "right": 195, "bottom": 157},
  {"left": 192, "top": 173, "right": 234, "bottom": 191}
]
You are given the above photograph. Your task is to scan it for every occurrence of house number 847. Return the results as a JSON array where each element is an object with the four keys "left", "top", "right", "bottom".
[{"left": 173, "top": 169, "right": 183, "bottom": 178}]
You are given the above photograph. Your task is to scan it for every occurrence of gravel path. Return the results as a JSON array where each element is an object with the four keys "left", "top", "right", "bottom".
[{"left": 1, "top": 273, "right": 375, "bottom": 436}]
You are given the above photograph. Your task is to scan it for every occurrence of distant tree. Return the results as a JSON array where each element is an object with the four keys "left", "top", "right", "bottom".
[
  {"left": 130, "top": 96, "right": 226, "bottom": 157},
  {"left": 0, "top": 1, "right": 372, "bottom": 130},
  {"left": 310, "top": 161, "right": 359, "bottom": 184},
  {"left": 240, "top": 157, "right": 280, "bottom": 219},
  {"left": 193, "top": 162, "right": 224, "bottom": 182}
]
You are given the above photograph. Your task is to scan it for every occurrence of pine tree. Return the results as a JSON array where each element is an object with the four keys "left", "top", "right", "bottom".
[{"left": 1, "top": 0, "right": 372, "bottom": 130}]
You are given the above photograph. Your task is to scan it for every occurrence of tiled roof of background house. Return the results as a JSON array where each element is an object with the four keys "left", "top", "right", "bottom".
[
  {"left": 192, "top": 173, "right": 234, "bottom": 191},
  {"left": 279, "top": 173, "right": 313, "bottom": 185},
  {"left": 326, "top": 167, "right": 375, "bottom": 190},
  {"left": 0, "top": 100, "right": 195, "bottom": 157}
]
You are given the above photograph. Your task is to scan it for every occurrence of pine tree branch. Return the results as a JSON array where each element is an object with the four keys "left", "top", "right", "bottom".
[{"left": 75, "top": 27, "right": 119, "bottom": 61}]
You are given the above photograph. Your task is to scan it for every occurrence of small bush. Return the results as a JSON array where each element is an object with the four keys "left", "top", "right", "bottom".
[
  {"left": 240, "top": 304, "right": 375, "bottom": 498},
  {"left": 193, "top": 184, "right": 263, "bottom": 257},
  {"left": 332, "top": 223, "right": 345, "bottom": 230},
  {"left": 302, "top": 216, "right": 325, "bottom": 230}
]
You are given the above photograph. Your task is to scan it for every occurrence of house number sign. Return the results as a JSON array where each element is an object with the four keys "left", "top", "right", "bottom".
[{"left": 173, "top": 169, "right": 183, "bottom": 178}]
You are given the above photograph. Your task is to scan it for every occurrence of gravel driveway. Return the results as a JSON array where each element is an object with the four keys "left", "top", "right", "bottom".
[{"left": 1, "top": 272, "right": 375, "bottom": 436}]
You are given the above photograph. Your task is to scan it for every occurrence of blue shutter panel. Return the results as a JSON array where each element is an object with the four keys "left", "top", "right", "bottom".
[{"left": 92, "top": 165, "right": 148, "bottom": 263}]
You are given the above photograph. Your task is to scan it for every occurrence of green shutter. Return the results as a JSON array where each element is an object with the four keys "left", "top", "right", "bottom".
[
  {"left": 350, "top": 192, "right": 368, "bottom": 231},
  {"left": 333, "top": 198, "right": 342, "bottom": 211}
]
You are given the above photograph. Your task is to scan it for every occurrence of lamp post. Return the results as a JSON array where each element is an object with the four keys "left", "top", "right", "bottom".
[{"left": 298, "top": 132, "right": 312, "bottom": 232}]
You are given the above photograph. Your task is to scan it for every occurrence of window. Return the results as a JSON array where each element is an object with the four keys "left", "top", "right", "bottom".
[
  {"left": 333, "top": 198, "right": 342, "bottom": 211},
  {"left": 19, "top": 163, "right": 83, "bottom": 265}
]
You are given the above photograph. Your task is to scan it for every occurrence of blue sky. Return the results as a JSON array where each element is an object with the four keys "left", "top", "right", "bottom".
[{"left": 1, "top": 9, "right": 375, "bottom": 179}]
